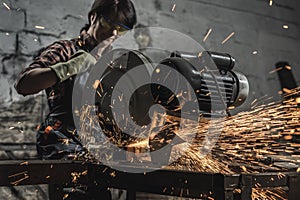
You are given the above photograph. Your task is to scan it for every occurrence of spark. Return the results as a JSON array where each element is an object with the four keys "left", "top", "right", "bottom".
[
  {"left": 20, "top": 161, "right": 28, "bottom": 165},
  {"left": 93, "top": 80, "right": 100, "bottom": 89},
  {"left": 60, "top": 138, "right": 70, "bottom": 145},
  {"left": 203, "top": 28, "right": 212, "bottom": 42},
  {"left": 221, "top": 32, "right": 235, "bottom": 44},
  {"left": 168, "top": 88, "right": 300, "bottom": 199},
  {"left": 277, "top": 173, "right": 286, "bottom": 179},
  {"left": 269, "top": 0, "right": 273, "bottom": 6},
  {"left": 96, "top": 90, "right": 102, "bottom": 97},
  {"left": 8, "top": 171, "right": 29, "bottom": 186},
  {"left": 8, "top": 171, "right": 28, "bottom": 178},
  {"left": 282, "top": 88, "right": 292, "bottom": 93},
  {"left": 10, "top": 175, "right": 29, "bottom": 186},
  {"left": 35, "top": 25, "right": 45, "bottom": 30},
  {"left": 78, "top": 86, "right": 300, "bottom": 200},
  {"left": 81, "top": 170, "right": 88, "bottom": 175},
  {"left": 71, "top": 170, "right": 88, "bottom": 183},
  {"left": 171, "top": 4, "right": 176, "bottom": 12},
  {"left": 3, "top": 2, "right": 10, "bottom": 10},
  {"left": 110, "top": 171, "right": 116, "bottom": 177},
  {"left": 228, "top": 106, "right": 235, "bottom": 110},
  {"left": 252, "top": 51, "right": 258, "bottom": 55},
  {"left": 282, "top": 25, "right": 289, "bottom": 29},
  {"left": 253, "top": 188, "right": 286, "bottom": 200},
  {"left": 118, "top": 94, "right": 123, "bottom": 102},
  {"left": 251, "top": 99, "right": 258, "bottom": 105},
  {"left": 269, "top": 67, "right": 283, "bottom": 74},
  {"left": 285, "top": 65, "right": 291, "bottom": 70},
  {"left": 71, "top": 172, "right": 79, "bottom": 183}
]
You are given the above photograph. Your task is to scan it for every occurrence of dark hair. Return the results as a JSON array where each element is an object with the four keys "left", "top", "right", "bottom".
[{"left": 88, "top": 0, "right": 137, "bottom": 29}]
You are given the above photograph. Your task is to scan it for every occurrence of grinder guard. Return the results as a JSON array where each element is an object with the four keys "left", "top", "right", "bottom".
[{"left": 75, "top": 49, "right": 249, "bottom": 164}]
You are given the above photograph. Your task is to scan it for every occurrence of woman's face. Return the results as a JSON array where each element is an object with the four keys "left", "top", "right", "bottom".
[
  {"left": 89, "top": 14, "right": 129, "bottom": 43},
  {"left": 90, "top": 15, "right": 116, "bottom": 43}
]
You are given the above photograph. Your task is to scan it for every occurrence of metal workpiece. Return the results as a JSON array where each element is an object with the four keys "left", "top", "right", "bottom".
[{"left": 0, "top": 160, "right": 299, "bottom": 199}]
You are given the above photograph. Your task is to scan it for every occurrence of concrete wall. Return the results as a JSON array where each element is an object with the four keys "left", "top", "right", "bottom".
[
  {"left": 0, "top": 1, "right": 298, "bottom": 198},
  {"left": 0, "top": 0, "right": 299, "bottom": 112},
  {"left": 134, "top": 0, "right": 300, "bottom": 112}
]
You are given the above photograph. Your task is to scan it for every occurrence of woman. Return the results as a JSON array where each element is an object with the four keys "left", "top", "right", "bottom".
[{"left": 15, "top": 0, "right": 137, "bottom": 160}]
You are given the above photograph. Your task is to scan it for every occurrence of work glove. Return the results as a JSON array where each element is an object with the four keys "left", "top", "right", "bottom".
[{"left": 50, "top": 50, "right": 96, "bottom": 82}]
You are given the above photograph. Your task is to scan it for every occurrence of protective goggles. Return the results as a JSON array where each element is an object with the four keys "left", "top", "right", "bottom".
[{"left": 100, "top": 15, "right": 131, "bottom": 36}]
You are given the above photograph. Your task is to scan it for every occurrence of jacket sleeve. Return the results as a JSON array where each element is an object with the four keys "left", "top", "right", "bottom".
[{"left": 14, "top": 40, "right": 77, "bottom": 94}]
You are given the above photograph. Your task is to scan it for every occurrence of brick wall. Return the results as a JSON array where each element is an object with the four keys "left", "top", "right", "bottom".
[
  {"left": 1, "top": 0, "right": 299, "bottom": 112},
  {"left": 0, "top": 0, "right": 91, "bottom": 103}
]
